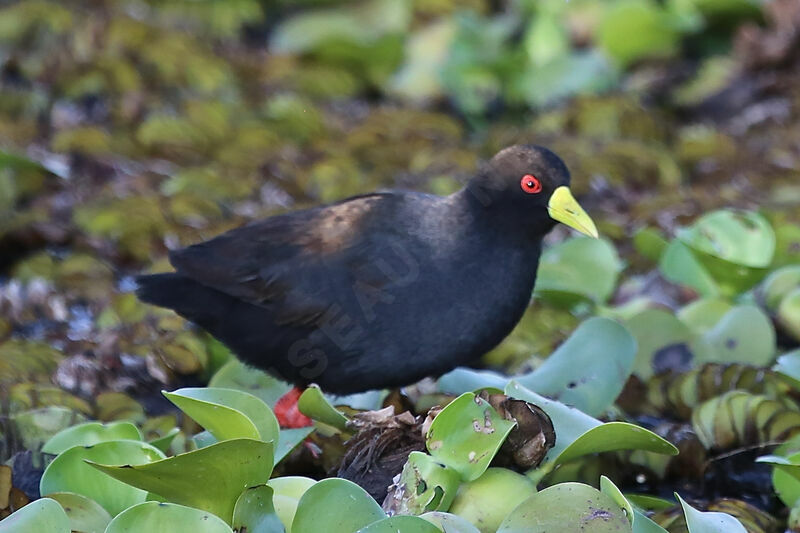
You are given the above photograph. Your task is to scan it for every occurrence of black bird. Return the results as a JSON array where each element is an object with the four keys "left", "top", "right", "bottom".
[{"left": 136, "top": 145, "right": 597, "bottom": 394}]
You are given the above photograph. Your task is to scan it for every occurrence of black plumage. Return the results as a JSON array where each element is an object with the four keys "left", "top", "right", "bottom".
[{"left": 136, "top": 145, "right": 597, "bottom": 393}]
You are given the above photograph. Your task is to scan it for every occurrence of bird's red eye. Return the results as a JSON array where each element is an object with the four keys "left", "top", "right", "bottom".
[{"left": 520, "top": 174, "right": 542, "bottom": 194}]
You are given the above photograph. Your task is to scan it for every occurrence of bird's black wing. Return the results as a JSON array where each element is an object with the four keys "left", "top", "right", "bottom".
[{"left": 167, "top": 192, "right": 415, "bottom": 329}]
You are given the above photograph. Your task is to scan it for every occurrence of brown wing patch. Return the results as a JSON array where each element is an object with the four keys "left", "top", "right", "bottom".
[{"left": 301, "top": 195, "right": 382, "bottom": 255}]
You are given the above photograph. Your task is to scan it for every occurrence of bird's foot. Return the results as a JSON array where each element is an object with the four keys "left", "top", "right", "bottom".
[{"left": 274, "top": 386, "right": 313, "bottom": 428}]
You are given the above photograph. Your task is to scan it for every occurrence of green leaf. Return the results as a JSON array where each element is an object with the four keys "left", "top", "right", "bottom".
[
  {"left": 269, "top": 476, "right": 317, "bottom": 531},
  {"left": 0, "top": 498, "right": 70, "bottom": 533},
  {"left": 291, "top": 478, "right": 386, "bottom": 533},
  {"left": 40, "top": 440, "right": 166, "bottom": 516},
  {"left": 626, "top": 309, "right": 694, "bottom": 379},
  {"left": 426, "top": 392, "right": 516, "bottom": 481},
  {"left": 696, "top": 305, "right": 775, "bottom": 366},
  {"left": 517, "top": 317, "right": 636, "bottom": 416},
  {"left": 420, "top": 512, "right": 481, "bottom": 533},
  {"left": 90, "top": 439, "right": 273, "bottom": 523},
  {"left": 679, "top": 209, "right": 775, "bottom": 268},
  {"left": 276, "top": 427, "right": 314, "bottom": 463},
  {"left": 498, "top": 482, "right": 631, "bottom": 532},
  {"left": 506, "top": 383, "right": 677, "bottom": 465},
  {"left": 163, "top": 387, "right": 279, "bottom": 445},
  {"left": 105, "top": 502, "right": 233, "bottom": 533},
  {"left": 447, "top": 468, "right": 536, "bottom": 532},
  {"left": 774, "top": 349, "right": 800, "bottom": 389},
  {"left": 357, "top": 516, "right": 441, "bottom": 533},
  {"left": 232, "top": 485, "right": 285, "bottom": 533},
  {"left": 209, "top": 360, "right": 292, "bottom": 408},
  {"left": 757, "top": 452, "right": 800, "bottom": 507},
  {"left": 386, "top": 451, "right": 461, "bottom": 515},
  {"left": 297, "top": 385, "right": 349, "bottom": 431},
  {"left": 659, "top": 240, "right": 720, "bottom": 297},
  {"left": 676, "top": 298, "right": 733, "bottom": 335},
  {"left": 48, "top": 492, "right": 112, "bottom": 533},
  {"left": 269, "top": 0, "right": 410, "bottom": 54},
  {"left": 677, "top": 494, "right": 746, "bottom": 533},
  {"left": 42, "top": 421, "right": 142, "bottom": 455},
  {"left": 534, "top": 237, "right": 623, "bottom": 307}
]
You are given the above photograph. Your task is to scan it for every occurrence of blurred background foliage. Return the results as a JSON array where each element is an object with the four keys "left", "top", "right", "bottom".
[{"left": 1, "top": 0, "right": 800, "bottom": 528}]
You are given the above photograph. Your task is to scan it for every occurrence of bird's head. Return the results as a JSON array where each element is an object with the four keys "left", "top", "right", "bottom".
[{"left": 467, "top": 144, "right": 598, "bottom": 238}]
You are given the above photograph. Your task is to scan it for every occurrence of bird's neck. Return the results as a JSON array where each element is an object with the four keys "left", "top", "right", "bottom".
[{"left": 453, "top": 187, "right": 554, "bottom": 245}]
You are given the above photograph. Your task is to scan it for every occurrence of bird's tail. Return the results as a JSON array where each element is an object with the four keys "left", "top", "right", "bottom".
[{"left": 135, "top": 272, "right": 232, "bottom": 330}]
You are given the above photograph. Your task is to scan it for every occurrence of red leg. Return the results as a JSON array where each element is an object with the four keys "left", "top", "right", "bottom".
[{"left": 274, "top": 387, "right": 313, "bottom": 428}]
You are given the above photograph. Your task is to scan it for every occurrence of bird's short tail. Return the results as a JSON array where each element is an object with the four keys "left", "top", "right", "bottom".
[{"left": 135, "top": 272, "right": 232, "bottom": 330}]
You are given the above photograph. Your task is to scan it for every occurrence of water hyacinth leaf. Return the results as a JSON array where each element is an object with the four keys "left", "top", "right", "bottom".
[
  {"left": 0, "top": 497, "right": 70, "bottom": 533},
  {"left": 497, "top": 482, "right": 631, "bottom": 533},
  {"left": 40, "top": 440, "right": 166, "bottom": 516},
  {"left": 291, "top": 478, "right": 386, "bottom": 533},
  {"left": 557, "top": 422, "right": 678, "bottom": 464},
  {"left": 232, "top": 485, "right": 285, "bottom": 533},
  {"left": 626, "top": 309, "right": 694, "bottom": 379},
  {"left": 163, "top": 387, "right": 279, "bottom": 444},
  {"left": 269, "top": 476, "right": 316, "bottom": 531},
  {"left": 420, "top": 512, "right": 481, "bottom": 533},
  {"left": 209, "top": 360, "right": 292, "bottom": 408},
  {"left": 42, "top": 421, "right": 142, "bottom": 455},
  {"left": 385, "top": 451, "right": 461, "bottom": 515},
  {"left": 517, "top": 317, "right": 636, "bottom": 416},
  {"left": 447, "top": 468, "right": 536, "bottom": 533},
  {"left": 148, "top": 427, "right": 181, "bottom": 453},
  {"left": 697, "top": 305, "right": 776, "bottom": 366},
  {"left": 534, "top": 237, "right": 622, "bottom": 307},
  {"left": 506, "top": 382, "right": 677, "bottom": 464},
  {"left": 297, "top": 386, "right": 349, "bottom": 431},
  {"left": 425, "top": 392, "right": 516, "bottom": 481},
  {"left": 659, "top": 240, "right": 719, "bottom": 297},
  {"left": 275, "top": 427, "right": 314, "bottom": 464},
  {"left": 357, "top": 516, "right": 441, "bottom": 533},
  {"left": 761, "top": 265, "right": 800, "bottom": 310},
  {"left": 677, "top": 494, "right": 746, "bottom": 533},
  {"left": 11, "top": 407, "right": 87, "bottom": 452},
  {"left": 105, "top": 502, "right": 232, "bottom": 533},
  {"left": 269, "top": 0, "right": 410, "bottom": 54},
  {"left": 90, "top": 439, "right": 273, "bottom": 523},
  {"left": 774, "top": 350, "right": 800, "bottom": 389},
  {"left": 679, "top": 209, "right": 775, "bottom": 268},
  {"left": 757, "top": 452, "right": 800, "bottom": 508},
  {"left": 778, "top": 288, "right": 800, "bottom": 341},
  {"left": 678, "top": 210, "right": 775, "bottom": 295},
  {"left": 599, "top": 476, "right": 634, "bottom": 525},
  {"left": 48, "top": 492, "right": 112, "bottom": 533},
  {"left": 633, "top": 227, "right": 668, "bottom": 263},
  {"left": 676, "top": 298, "right": 733, "bottom": 335}
]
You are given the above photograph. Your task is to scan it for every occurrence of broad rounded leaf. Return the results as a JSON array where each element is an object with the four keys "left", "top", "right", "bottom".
[
  {"left": 232, "top": 485, "right": 285, "bottom": 533},
  {"left": 677, "top": 494, "right": 746, "bottom": 533},
  {"left": 679, "top": 209, "right": 775, "bottom": 268},
  {"left": 105, "top": 502, "right": 232, "bottom": 533},
  {"left": 420, "top": 512, "right": 481, "bottom": 533},
  {"left": 518, "top": 317, "right": 636, "bottom": 416},
  {"left": 42, "top": 421, "right": 142, "bottom": 455},
  {"left": 426, "top": 392, "right": 516, "bottom": 481},
  {"left": 357, "top": 516, "right": 441, "bottom": 533},
  {"left": 209, "top": 360, "right": 292, "bottom": 408},
  {"left": 48, "top": 492, "right": 112, "bottom": 533},
  {"left": 385, "top": 451, "right": 461, "bottom": 515},
  {"left": 0, "top": 498, "right": 70, "bottom": 533},
  {"left": 498, "top": 482, "right": 631, "bottom": 532},
  {"left": 534, "top": 237, "right": 622, "bottom": 306},
  {"left": 292, "top": 478, "right": 385, "bottom": 533},
  {"left": 90, "top": 439, "right": 273, "bottom": 523},
  {"left": 448, "top": 468, "right": 536, "bottom": 532},
  {"left": 40, "top": 440, "right": 166, "bottom": 516},
  {"left": 269, "top": 476, "right": 317, "bottom": 531}
]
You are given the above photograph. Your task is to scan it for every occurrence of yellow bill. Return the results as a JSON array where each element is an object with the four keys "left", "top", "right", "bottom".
[{"left": 547, "top": 186, "right": 599, "bottom": 238}]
